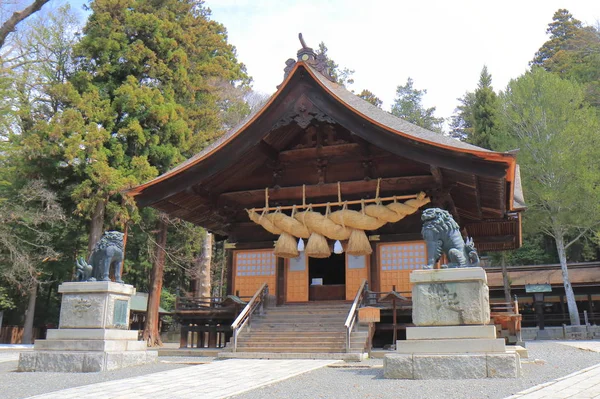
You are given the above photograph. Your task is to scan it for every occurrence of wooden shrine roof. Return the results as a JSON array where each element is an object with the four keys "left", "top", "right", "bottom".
[{"left": 126, "top": 50, "right": 524, "bottom": 251}]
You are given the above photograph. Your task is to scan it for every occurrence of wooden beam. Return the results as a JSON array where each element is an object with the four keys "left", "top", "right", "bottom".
[
  {"left": 279, "top": 143, "right": 363, "bottom": 162},
  {"left": 258, "top": 140, "right": 279, "bottom": 161},
  {"left": 430, "top": 166, "right": 443, "bottom": 187},
  {"left": 219, "top": 176, "right": 436, "bottom": 206}
]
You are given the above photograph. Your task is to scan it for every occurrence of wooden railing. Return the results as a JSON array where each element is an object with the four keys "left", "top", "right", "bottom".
[
  {"left": 231, "top": 283, "right": 269, "bottom": 352},
  {"left": 344, "top": 279, "right": 368, "bottom": 353}
]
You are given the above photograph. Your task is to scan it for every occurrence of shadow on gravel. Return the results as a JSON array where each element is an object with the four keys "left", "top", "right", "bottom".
[{"left": 333, "top": 367, "right": 385, "bottom": 380}]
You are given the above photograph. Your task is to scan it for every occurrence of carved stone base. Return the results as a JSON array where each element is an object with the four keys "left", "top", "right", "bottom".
[
  {"left": 58, "top": 282, "right": 135, "bottom": 329},
  {"left": 18, "top": 282, "right": 155, "bottom": 373},
  {"left": 411, "top": 268, "right": 490, "bottom": 326}
]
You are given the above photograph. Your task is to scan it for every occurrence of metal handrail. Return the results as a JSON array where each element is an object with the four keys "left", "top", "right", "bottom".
[
  {"left": 231, "top": 283, "right": 268, "bottom": 352},
  {"left": 344, "top": 279, "right": 368, "bottom": 353}
]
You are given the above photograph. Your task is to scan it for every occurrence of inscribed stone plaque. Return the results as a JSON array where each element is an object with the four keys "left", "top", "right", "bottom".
[{"left": 113, "top": 300, "right": 128, "bottom": 327}]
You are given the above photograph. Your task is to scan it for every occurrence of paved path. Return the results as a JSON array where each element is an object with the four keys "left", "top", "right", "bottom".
[
  {"left": 507, "top": 341, "right": 600, "bottom": 399},
  {"left": 25, "top": 359, "right": 338, "bottom": 399}
]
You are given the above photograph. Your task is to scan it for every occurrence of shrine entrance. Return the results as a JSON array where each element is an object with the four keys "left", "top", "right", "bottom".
[{"left": 309, "top": 253, "right": 345, "bottom": 301}]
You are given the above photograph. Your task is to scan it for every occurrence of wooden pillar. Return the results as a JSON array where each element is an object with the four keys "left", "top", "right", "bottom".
[
  {"left": 208, "top": 326, "right": 217, "bottom": 348},
  {"left": 276, "top": 257, "right": 285, "bottom": 306},
  {"left": 588, "top": 294, "right": 594, "bottom": 324},
  {"left": 370, "top": 244, "right": 379, "bottom": 293},
  {"left": 226, "top": 249, "right": 234, "bottom": 296},
  {"left": 180, "top": 325, "right": 188, "bottom": 349},
  {"left": 534, "top": 293, "right": 545, "bottom": 330}
]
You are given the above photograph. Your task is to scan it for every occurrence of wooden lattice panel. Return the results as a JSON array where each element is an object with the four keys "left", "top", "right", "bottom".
[
  {"left": 346, "top": 254, "right": 369, "bottom": 300},
  {"left": 378, "top": 241, "right": 428, "bottom": 295},
  {"left": 286, "top": 252, "right": 308, "bottom": 302},
  {"left": 233, "top": 250, "right": 277, "bottom": 298}
]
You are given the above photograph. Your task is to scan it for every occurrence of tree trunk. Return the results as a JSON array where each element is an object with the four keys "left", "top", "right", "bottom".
[
  {"left": 0, "top": 0, "right": 50, "bottom": 48},
  {"left": 198, "top": 233, "right": 212, "bottom": 299},
  {"left": 555, "top": 233, "right": 581, "bottom": 325},
  {"left": 142, "top": 217, "right": 168, "bottom": 347},
  {"left": 500, "top": 252, "right": 512, "bottom": 303},
  {"left": 87, "top": 199, "right": 106, "bottom": 256},
  {"left": 22, "top": 282, "right": 38, "bottom": 344}
]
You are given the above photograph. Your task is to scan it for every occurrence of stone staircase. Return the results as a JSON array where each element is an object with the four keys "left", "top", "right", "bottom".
[{"left": 220, "top": 302, "right": 369, "bottom": 360}]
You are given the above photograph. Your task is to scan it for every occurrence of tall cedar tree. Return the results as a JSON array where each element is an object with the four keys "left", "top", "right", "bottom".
[
  {"left": 499, "top": 68, "right": 600, "bottom": 325},
  {"left": 391, "top": 77, "right": 444, "bottom": 133},
  {"left": 469, "top": 66, "right": 499, "bottom": 149},
  {"left": 70, "top": 0, "right": 249, "bottom": 249},
  {"left": 29, "top": 0, "right": 250, "bottom": 345},
  {"left": 531, "top": 9, "right": 583, "bottom": 67},
  {"left": 535, "top": 9, "right": 600, "bottom": 107}
]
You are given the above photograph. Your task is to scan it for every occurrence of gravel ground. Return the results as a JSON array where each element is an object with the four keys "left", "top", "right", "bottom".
[
  {"left": 231, "top": 342, "right": 600, "bottom": 399},
  {"left": 0, "top": 356, "right": 215, "bottom": 399},
  {"left": 0, "top": 342, "right": 598, "bottom": 399}
]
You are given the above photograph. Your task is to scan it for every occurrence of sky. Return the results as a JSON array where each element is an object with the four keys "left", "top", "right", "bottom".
[
  {"left": 36, "top": 0, "right": 600, "bottom": 123},
  {"left": 205, "top": 0, "right": 600, "bottom": 122}
]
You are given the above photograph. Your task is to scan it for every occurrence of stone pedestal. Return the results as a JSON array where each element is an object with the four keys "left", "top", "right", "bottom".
[
  {"left": 18, "top": 282, "right": 157, "bottom": 372},
  {"left": 384, "top": 268, "right": 520, "bottom": 379},
  {"left": 411, "top": 268, "right": 490, "bottom": 326}
]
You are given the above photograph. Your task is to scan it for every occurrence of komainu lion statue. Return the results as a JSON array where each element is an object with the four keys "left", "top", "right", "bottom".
[
  {"left": 75, "top": 231, "right": 124, "bottom": 283},
  {"left": 421, "top": 208, "right": 479, "bottom": 269}
]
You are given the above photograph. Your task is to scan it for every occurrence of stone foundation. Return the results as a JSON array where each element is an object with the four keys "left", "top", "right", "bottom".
[
  {"left": 384, "top": 268, "right": 520, "bottom": 379},
  {"left": 18, "top": 282, "right": 157, "bottom": 372},
  {"left": 384, "top": 352, "right": 520, "bottom": 379}
]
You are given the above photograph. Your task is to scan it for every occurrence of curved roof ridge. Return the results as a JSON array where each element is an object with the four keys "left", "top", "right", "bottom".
[
  {"left": 304, "top": 63, "right": 496, "bottom": 154},
  {"left": 128, "top": 61, "right": 516, "bottom": 197}
]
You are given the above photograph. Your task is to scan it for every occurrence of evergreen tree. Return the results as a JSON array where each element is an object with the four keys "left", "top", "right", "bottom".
[
  {"left": 449, "top": 91, "right": 475, "bottom": 141},
  {"left": 316, "top": 42, "right": 354, "bottom": 87},
  {"left": 469, "top": 66, "right": 499, "bottom": 149},
  {"left": 357, "top": 89, "right": 382, "bottom": 108},
  {"left": 390, "top": 77, "right": 444, "bottom": 133},
  {"left": 531, "top": 9, "right": 583, "bottom": 67}
]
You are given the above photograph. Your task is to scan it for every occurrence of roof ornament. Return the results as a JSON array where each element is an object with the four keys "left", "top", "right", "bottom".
[{"left": 281, "top": 33, "right": 336, "bottom": 84}]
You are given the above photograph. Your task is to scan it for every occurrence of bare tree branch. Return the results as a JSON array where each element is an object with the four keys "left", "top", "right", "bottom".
[{"left": 0, "top": 0, "right": 50, "bottom": 49}]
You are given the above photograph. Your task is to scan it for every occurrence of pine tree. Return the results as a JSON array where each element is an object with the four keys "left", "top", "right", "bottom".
[
  {"left": 390, "top": 77, "right": 444, "bottom": 133},
  {"left": 357, "top": 89, "right": 382, "bottom": 108},
  {"left": 531, "top": 9, "right": 583, "bottom": 67},
  {"left": 316, "top": 42, "right": 354, "bottom": 87},
  {"left": 469, "top": 66, "right": 499, "bottom": 149}
]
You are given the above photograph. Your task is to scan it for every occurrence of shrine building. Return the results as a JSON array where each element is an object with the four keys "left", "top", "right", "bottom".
[{"left": 128, "top": 39, "right": 525, "bottom": 353}]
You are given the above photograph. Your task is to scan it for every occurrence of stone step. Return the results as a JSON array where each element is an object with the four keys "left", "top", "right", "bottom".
[
  {"left": 217, "top": 351, "right": 366, "bottom": 361},
  {"left": 245, "top": 323, "right": 346, "bottom": 334},
  {"left": 229, "top": 346, "right": 348, "bottom": 353},
  {"left": 237, "top": 336, "right": 346, "bottom": 343},
  {"left": 253, "top": 314, "right": 348, "bottom": 321},
  {"left": 265, "top": 308, "right": 349, "bottom": 314}
]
